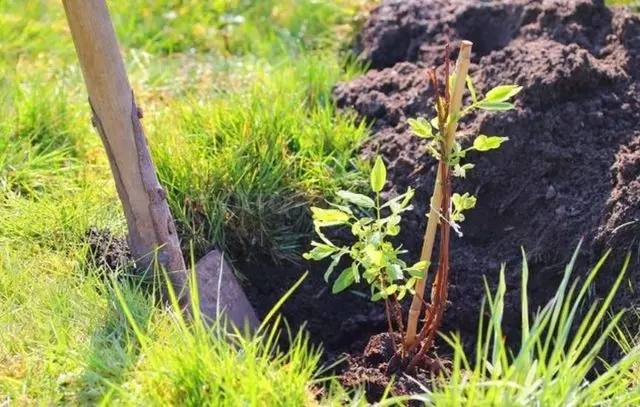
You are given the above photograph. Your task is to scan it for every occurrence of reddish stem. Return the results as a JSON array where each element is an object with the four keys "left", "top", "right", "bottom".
[
  {"left": 384, "top": 297, "right": 397, "bottom": 353},
  {"left": 408, "top": 162, "right": 452, "bottom": 371},
  {"left": 407, "top": 64, "right": 454, "bottom": 371}
]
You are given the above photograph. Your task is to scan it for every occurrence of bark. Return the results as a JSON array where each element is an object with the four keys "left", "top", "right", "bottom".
[{"left": 62, "top": 0, "right": 258, "bottom": 331}]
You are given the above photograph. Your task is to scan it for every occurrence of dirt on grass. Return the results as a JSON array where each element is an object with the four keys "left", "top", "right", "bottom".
[
  {"left": 85, "top": 227, "right": 132, "bottom": 273},
  {"left": 86, "top": 0, "right": 640, "bottom": 402}
]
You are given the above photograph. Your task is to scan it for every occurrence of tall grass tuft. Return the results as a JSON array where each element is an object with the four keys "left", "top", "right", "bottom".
[
  {"left": 107, "top": 267, "right": 332, "bottom": 406},
  {"left": 397, "top": 244, "right": 640, "bottom": 406}
]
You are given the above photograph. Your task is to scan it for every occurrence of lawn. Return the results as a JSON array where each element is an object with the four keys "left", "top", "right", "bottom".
[
  {"left": 1, "top": 0, "right": 373, "bottom": 404},
  {"left": 1, "top": 0, "right": 639, "bottom": 406}
]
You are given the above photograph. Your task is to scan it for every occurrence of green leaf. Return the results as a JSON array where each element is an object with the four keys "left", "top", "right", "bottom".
[
  {"left": 466, "top": 75, "right": 478, "bottom": 103},
  {"left": 364, "top": 245, "right": 384, "bottom": 266},
  {"left": 452, "top": 196, "right": 463, "bottom": 211},
  {"left": 407, "top": 260, "right": 429, "bottom": 279},
  {"left": 370, "top": 156, "right": 387, "bottom": 193},
  {"left": 448, "top": 73, "right": 456, "bottom": 97},
  {"left": 401, "top": 187, "right": 415, "bottom": 208},
  {"left": 426, "top": 143, "right": 440, "bottom": 160},
  {"left": 485, "top": 85, "right": 522, "bottom": 103},
  {"left": 303, "top": 242, "right": 337, "bottom": 261},
  {"left": 430, "top": 117, "right": 439, "bottom": 130},
  {"left": 351, "top": 222, "right": 364, "bottom": 237},
  {"left": 328, "top": 201, "right": 353, "bottom": 215},
  {"left": 385, "top": 284, "right": 398, "bottom": 295},
  {"left": 371, "top": 291, "right": 383, "bottom": 301},
  {"left": 387, "top": 225, "right": 400, "bottom": 236},
  {"left": 383, "top": 187, "right": 415, "bottom": 213},
  {"left": 385, "top": 214, "right": 401, "bottom": 227},
  {"left": 408, "top": 117, "right": 433, "bottom": 139},
  {"left": 411, "top": 260, "right": 429, "bottom": 270},
  {"left": 351, "top": 218, "right": 373, "bottom": 237},
  {"left": 451, "top": 194, "right": 463, "bottom": 210},
  {"left": 352, "top": 263, "right": 360, "bottom": 283},
  {"left": 473, "top": 135, "right": 508, "bottom": 152},
  {"left": 397, "top": 286, "right": 407, "bottom": 300},
  {"left": 452, "top": 192, "right": 477, "bottom": 211},
  {"left": 453, "top": 165, "right": 465, "bottom": 178},
  {"left": 368, "top": 231, "right": 383, "bottom": 246},
  {"left": 310, "top": 207, "right": 350, "bottom": 226},
  {"left": 323, "top": 251, "right": 345, "bottom": 282},
  {"left": 363, "top": 267, "right": 379, "bottom": 284},
  {"left": 332, "top": 266, "right": 356, "bottom": 294},
  {"left": 337, "top": 190, "right": 375, "bottom": 208},
  {"left": 388, "top": 263, "right": 403, "bottom": 280},
  {"left": 476, "top": 101, "right": 515, "bottom": 111}
]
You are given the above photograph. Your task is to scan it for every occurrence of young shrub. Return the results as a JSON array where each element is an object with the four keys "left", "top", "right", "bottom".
[
  {"left": 304, "top": 156, "right": 424, "bottom": 354},
  {"left": 304, "top": 40, "right": 522, "bottom": 372}
]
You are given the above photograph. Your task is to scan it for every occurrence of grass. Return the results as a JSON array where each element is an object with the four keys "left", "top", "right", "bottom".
[
  {"left": 151, "top": 52, "right": 368, "bottom": 262},
  {"left": 0, "top": 0, "right": 371, "bottom": 262},
  {"left": 403, "top": 247, "right": 640, "bottom": 406},
  {"left": 0, "top": 0, "right": 373, "bottom": 403},
  {"left": 0, "top": 0, "right": 638, "bottom": 405},
  {"left": 611, "top": 0, "right": 640, "bottom": 5}
]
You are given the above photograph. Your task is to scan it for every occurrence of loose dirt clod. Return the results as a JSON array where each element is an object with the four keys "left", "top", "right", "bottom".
[
  {"left": 85, "top": 226, "right": 132, "bottom": 272},
  {"left": 340, "top": 333, "right": 426, "bottom": 403},
  {"left": 330, "top": 0, "right": 640, "bottom": 400}
]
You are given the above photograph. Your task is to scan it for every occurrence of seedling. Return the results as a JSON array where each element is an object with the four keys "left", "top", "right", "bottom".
[
  {"left": 304, "top": 157, "right": 425, "bottom": 354},
  {"left": 304, "top": 41, "right": 522, "bottom": 372}
]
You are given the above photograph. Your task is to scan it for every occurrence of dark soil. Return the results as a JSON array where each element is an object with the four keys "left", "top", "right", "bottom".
[
  {"left": 327, "top": 0, "right": 640, "bottom": 400},
  {"left": 241, "top": 257, "right": 385, "bottom": 360},
  {"left": 85, "top": 0, "right": 640, "bottom": 403},
  {"left": 85, "top": 227, "right": 132, "bottom": 273},
  {"left": 338, "top": 332, "right": 452, "bottom": 405}
]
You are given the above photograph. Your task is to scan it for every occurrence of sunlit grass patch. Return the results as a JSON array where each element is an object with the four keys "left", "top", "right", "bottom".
[
  {"left": 0, "top": 0, "right": 372, "bottom": 403},
  {"left": 150, "top": 53, "right": 369, "bottom": 262},
  {"left": 0, "top": 69, "right": 87, "bottom": 198},
  {"left": 0, "top": 246, "right": 110, "bottom": 402},
  {"left": 0, "top": 0, "right": 372, "bottom": 62},
  {"left": 110, "top": 0, "right": 368, "bottom": 56},
  {"left": 72, "top": 270, "right": 345, "bottom": 406}
]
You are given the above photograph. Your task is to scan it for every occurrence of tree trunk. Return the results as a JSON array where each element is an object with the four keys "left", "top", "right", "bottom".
[{"left": 62, "top": 0, "right": 258, "bottom": 332}]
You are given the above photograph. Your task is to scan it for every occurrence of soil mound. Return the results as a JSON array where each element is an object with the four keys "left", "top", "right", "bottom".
[
  {"left": 331, "top": 0, "right": 639, "bottom": 398},
  {"left": 338, "top": 332, "right": 453, "bottom": 404}
]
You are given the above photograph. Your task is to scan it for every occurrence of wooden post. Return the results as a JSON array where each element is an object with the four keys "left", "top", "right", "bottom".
[
  {"left": 62, "top": 0, "right": 258, "bottom": 331},
  {"left": 405, "top": 41, "right": 473, "bottom": 345}
]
